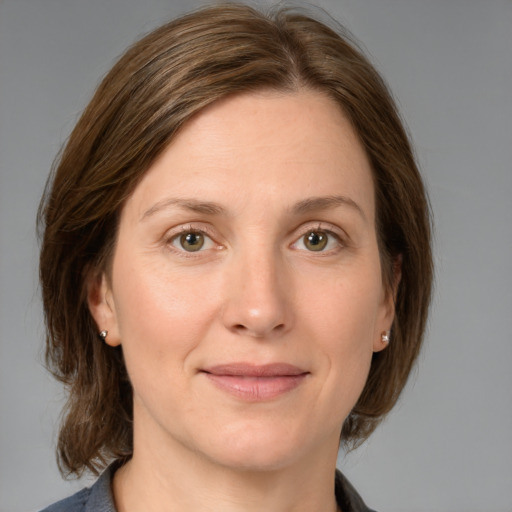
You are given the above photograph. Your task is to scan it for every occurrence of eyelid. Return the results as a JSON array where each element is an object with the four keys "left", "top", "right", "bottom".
[
  {"left": 162, "top": 221, "right": 348, "bottom": 255},
  {"left": 290, "top": 222, "right": 347, "bottom": 252},
  {"left": 164, "top": 223, "right": 222, "bottom": 255}
]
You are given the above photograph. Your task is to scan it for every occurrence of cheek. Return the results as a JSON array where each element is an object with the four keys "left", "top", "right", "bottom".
[
  {"left": 300, "top": 262, "right": 383, "bottom": 393},
  {"left": 110, "top": 253, "right": 220, "bottom": 388},
  {"left": 302, "top": 263, "right": 384, "bottom": 343},
  {"left": 114, "top": 247, "right": 209, "bottom": 329}
]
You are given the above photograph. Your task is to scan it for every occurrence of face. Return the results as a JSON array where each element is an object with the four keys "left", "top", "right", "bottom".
[{"left": 89, "top": 89, "right": 395, "bottom": 472}]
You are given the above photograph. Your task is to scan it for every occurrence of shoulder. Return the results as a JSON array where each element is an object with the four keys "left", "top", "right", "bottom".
[
  {"left": 39, "top": 466, "right": 116, "bottom": 512},
  {"left": 39, "top": 487, "right": 90, "bottom": 512},
  {"left": 335, "top": 469, "right": 378, "bottom": 512}
]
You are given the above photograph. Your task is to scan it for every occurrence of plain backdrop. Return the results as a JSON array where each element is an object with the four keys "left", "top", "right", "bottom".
[{"left": 1, "top": 1, "right": 511, "bottom": 511}]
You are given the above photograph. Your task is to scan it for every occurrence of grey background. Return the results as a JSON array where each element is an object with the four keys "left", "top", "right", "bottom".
[{"left": 1, "top": 0, "right": 511, "bottom": 511}]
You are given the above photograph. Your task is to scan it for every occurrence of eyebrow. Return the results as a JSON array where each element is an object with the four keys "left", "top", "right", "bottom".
[
  {"left": 291, "top": 195, "right": 367, "bottom": 221},
  {"left": 141, "top": 198, "right": 226, "bottom": 221},
  {"left": 140, "top": 194, "right": 366, "bottom": 221}
]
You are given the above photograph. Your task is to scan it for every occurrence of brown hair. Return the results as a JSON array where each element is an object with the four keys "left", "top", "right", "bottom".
[{"left": 38, "top": 2, "right": 433, "bottom": 476}]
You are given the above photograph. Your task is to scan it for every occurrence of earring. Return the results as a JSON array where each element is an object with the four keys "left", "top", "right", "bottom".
[
  {"left": 381, "top": 331, "right": 390, "bottom": 344},
  {"left": 99, "top": 330, "right": 108, "bottom": 341}
]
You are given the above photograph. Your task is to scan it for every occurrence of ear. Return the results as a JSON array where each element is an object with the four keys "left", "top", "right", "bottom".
[
  {"left": 87, "top": 270, "right": 121, "bottom": 347},
  {"left": 373, "top": 254, "right": 402, "bottom": 352}
]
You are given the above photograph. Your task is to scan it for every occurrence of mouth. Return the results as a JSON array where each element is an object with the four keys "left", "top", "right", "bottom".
[{"left": 200, "top": 363, "right": 310, "bottom": 401}]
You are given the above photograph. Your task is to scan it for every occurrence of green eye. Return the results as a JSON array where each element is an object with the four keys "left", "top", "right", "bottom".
[
  {"left": 179, "top": 232, "right": 205, "bottom": 252},
  {"left": 303, "top": 231, "right": 328, "bottom": 251}
]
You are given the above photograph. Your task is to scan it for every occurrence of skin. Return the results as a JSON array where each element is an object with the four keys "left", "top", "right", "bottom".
[{"left": 89, "top": 89, "right": 396, "bottom": 512}]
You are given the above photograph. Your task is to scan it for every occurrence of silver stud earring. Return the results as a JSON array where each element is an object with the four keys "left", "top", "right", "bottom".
[
  {"left": 99, "top": 330, "right": 108, "bottom": 341},
  {"left": 381, "top": 331, "right": 390, "bottom": 344}
]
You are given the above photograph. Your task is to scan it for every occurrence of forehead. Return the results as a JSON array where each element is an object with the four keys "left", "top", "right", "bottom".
[{"left": 123, "top": 89, "right": 375, "bottom": 223}]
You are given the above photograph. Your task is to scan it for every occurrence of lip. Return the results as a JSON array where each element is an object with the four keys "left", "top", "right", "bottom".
[{"left": 201, "top": 363, "right": 309, "bottom": 401}]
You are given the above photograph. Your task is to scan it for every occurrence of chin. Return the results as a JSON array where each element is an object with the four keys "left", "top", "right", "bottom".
[
  {"left": 198, "top": 423, "right": 316, "bottom": 473},
  {"left": 210, "top": 447, "right": 299, "bottom": 473}
]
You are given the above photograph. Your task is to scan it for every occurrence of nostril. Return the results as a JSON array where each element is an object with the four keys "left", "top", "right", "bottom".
[{"left": 232, "top": 322, "right": 286, "bottom": 336}]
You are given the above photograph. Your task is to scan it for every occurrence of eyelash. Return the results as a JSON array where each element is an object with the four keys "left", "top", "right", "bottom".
[
  {"left": 165, "top": 224, "right": 219, "bottom": 257},
  {"left": 164, "top": 223, "right": 346, "bottom": 257},
  {"left": 291, "top": 224, "right": 345, "bottom": 254}
]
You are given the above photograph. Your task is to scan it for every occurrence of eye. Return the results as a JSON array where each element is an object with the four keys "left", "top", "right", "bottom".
[
  {"left": 170, "top": 230, "right": 215, "bottom": 252},
  {"left": 293, "top": 229, "right": 342, "bottom": 252},
  {"left": 304, "top": 231, "right": 328, "bottom": 251}
]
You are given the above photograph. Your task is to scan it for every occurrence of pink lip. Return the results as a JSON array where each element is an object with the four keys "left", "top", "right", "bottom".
[{"left": 201, "top": 363, "right": 309, "bottom": 401}]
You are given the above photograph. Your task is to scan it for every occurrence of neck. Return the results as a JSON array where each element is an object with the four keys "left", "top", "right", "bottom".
[
  {"left": 114, "top": 460, "right": 339, "bottom": 512},
  {"left": 112, "top": 416, "right": 340, "bottom": 512}
]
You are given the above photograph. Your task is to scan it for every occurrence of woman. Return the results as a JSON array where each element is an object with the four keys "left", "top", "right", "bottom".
[{"left": 38, "top": 3, "right": 432, "bottom": 511}]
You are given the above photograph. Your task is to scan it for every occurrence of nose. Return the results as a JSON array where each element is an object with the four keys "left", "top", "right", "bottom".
[{"left": 221, "top": 247, "right": 293, "bottom": 339}]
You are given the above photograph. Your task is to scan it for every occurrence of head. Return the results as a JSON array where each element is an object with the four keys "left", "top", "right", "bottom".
[{"left": 39, "top": 2, "right": 432, "bottom": 476}]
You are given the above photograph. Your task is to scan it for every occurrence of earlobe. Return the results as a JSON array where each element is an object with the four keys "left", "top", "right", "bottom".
[
  {"left": 374, "top": 254, "right": 402, "bottom": 353},
  {"left": 87, "top": 271, "right": 121, "bottom": 347},
  {"left": 373, "top": 330, "right": 391, "bottom": 352}
]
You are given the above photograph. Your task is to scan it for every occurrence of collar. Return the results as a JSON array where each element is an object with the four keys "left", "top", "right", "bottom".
[{"left": 82, "top": 465, "right": 376, "bottom": 512}]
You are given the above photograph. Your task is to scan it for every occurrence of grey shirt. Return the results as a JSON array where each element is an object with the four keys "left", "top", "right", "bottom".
[{"left": 40, "top": 466, "right": 377, "bottom": 512}]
